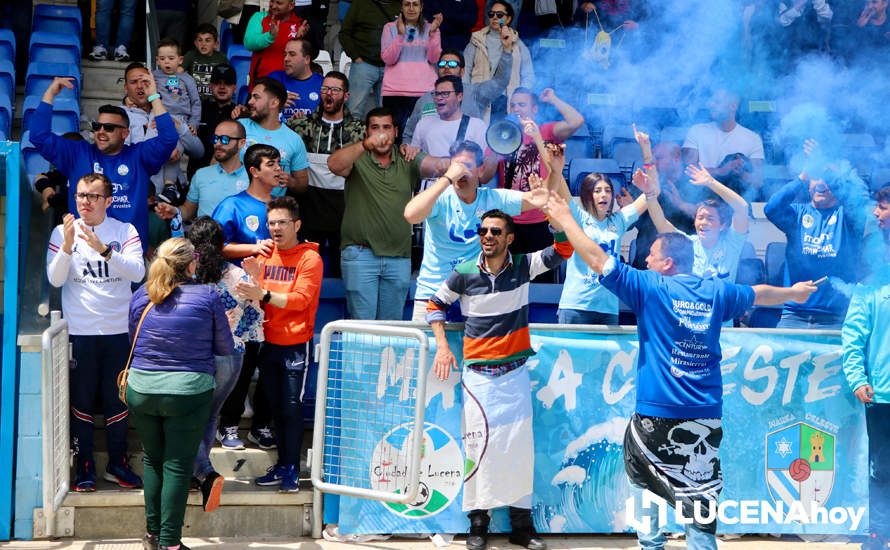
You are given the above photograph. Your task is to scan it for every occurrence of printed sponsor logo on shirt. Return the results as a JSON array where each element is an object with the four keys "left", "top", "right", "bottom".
[
  {"left": 93, "top": 162, "right": 104, "bottom": 174},
  {"left": 245, "top": 215, "right": 260, "bottom": 232}
]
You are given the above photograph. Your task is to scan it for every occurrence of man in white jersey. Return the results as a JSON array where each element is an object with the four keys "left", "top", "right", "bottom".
[{"left": 46, "top": 173, "right": 146, "bottom": 492}]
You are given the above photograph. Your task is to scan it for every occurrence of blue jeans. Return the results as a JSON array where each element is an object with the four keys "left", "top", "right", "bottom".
[
  {"left": 95, "top": 0, "right": 137, "bottom": 49},
  {"left": 258, "top": 342, "right": 310, "bottom": 466},
  {"left": 341, "top": 245, "right": 410, "bottom": 320},
  {"left": 345, "top": 61, "right": 384, "bottom": 120},
  {"left": 867, "top": 403, "right": 890, "bottom": 537},
  {"left": 557, "top": 308, "right": 619, "bottom": 326},
  {"left": 632, "top": 488, "right": 717, "bottom": 550},
  {"left": 777, "top": 309, "right": 844, "bottom": 330},
  {"left": 193, "top": 352, "right": 244, "bottom": 479}
]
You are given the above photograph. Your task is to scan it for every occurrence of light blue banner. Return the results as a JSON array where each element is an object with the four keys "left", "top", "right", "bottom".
[{"left": 331, "top": 327, "right": 868, "bottom": 535}]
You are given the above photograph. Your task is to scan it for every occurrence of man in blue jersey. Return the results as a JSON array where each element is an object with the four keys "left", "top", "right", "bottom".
[
  {"left": 546, "top": 190, "right": 816, "bottom": 550},
  {"left": 404, "top": 140, "right": 548, "bottom": 321},
  {"left": 232, "top": 77, "right": 310, "bottom": 194},
  {"left": 31, "top": 76, "right": 179, "bottom": 251},
  {"left": 842, "top": 185, "right": 890, "bottom": 550},
  {"left": 267, "top": 38, "right": 323, "bottom": 121},
  {"left": 211, "top": 143, "right": 281, "bottom": 451},
  {"left": 764, "top": 140, "right": 871, "bottom": 329}
]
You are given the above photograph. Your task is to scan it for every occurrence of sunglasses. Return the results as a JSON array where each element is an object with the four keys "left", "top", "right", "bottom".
[
  {"left": 91, "top": 121, "right": 127, "bottom": 132},
  {"left": 488, "top": 10, "right": 507, "bottom": 18},
  {"left": 477, "top": 226, "right": 504, "bottom": 236},
  {"left": 438, "top": 60, "right": 462, "bottom": 68},
  {"left": 212, "top": 134, "right": 242, "bottom": 145}
]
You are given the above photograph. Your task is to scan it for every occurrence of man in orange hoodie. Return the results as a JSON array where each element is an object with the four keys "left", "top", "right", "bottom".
[{"left": 236, "top": 196, "right": 323, "bottom": 492}]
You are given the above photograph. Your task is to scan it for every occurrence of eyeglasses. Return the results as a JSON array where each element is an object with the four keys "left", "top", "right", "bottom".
[
  {"left": 438, "top": 60, "right": 462, "bottom": 69},
  {"left": 212, "top": 134, "right": 242, "bottom": 145},
  {"left": 488, "top": 10, "right": 507, "bottom": 18},
  {"left": 91, "top": 121, "right": 127, "bottom": 132},
  {"left": 406, "top": 27, "right": 416, "bottom": 42},
  {"left": 267, "top": 219, "right": 295, "bottom": 227},
  {"left": 812, "top": 183, "right": 830, "bottom": 193},
  {"left": 433, "top": 90, "right": 456, "bottom": 98},
  {"left": 75, "top": 192, "right": 107, "bottom": 203},
  {"left": 477, "top": 226, "right": 504, "bottom": 236},
  {"left": 320, "top": 85, "right": 344, "bottom": 94}
]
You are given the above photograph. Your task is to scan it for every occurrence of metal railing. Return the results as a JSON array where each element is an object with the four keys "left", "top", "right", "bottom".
[
  {"left": 310, "top": 321, "right": 429, "bottom": 536},
  {"left": 40, "top": 311, "right": 70, "bottom": 538}
]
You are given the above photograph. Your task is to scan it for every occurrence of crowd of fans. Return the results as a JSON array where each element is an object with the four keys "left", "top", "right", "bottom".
[{"left": 21, "top": 0, "right": 890, "bottom": 548}]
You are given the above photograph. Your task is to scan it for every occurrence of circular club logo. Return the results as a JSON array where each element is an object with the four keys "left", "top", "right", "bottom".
[{"left": 370, "top": 422, "right": 462, "bottom": 519}]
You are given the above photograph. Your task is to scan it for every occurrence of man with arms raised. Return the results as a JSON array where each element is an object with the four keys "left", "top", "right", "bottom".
[{"left": 545, "top": 184, "right": 817, "bottom": 550}]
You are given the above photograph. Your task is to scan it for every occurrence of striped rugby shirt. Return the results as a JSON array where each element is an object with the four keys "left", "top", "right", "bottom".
[{"left": 426, "top": 235, "right": 573, "bottom": 367}]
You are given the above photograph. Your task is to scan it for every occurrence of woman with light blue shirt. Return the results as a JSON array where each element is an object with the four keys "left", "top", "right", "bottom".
[
  {"left": 557, "top": 172, "right": 648, "bottom": 325},
  {"left": 647, "top": 163, "right": 750, "bottom": 282}
]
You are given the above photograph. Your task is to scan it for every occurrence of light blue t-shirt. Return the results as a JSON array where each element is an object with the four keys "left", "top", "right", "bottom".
[
  {"left": 187, "top": 163, "right": 250, "bottom": 218},
  {"left": 690, "top": 227, "right": 748, "bottom": 282},
  {"left": 559, "top": 200, "right": 639, "bottom": 314},
  {"left": 414, "top": 187, "right": 523, "bottom": 300},
  {"left": 239, "top": 118, "right": 310, "bottom": 173},
  {"left": 601, "top": 261, "right": 755, "bottom": 419}
]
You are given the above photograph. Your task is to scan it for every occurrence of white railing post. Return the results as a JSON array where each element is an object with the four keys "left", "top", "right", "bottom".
[{"left": 40, "top": 311, "right": 70, "bottom": 538}]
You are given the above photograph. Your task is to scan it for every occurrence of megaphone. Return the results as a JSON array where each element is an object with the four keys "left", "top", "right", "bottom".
[{"left": 486, "top": 114, "right": 523, "bottom": 156}]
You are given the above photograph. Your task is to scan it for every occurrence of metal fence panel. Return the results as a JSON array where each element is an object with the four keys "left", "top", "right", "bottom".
[
  {"left": 40, "top": 312, "right": 70, "bottom": 537},
  {"left": 311, "top": 321, "right": 429, "bottom": 505}
]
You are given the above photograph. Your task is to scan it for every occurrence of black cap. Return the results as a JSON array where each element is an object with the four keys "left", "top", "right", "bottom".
[{"left": 210, "top": 64, "right": 237, "bottom": 85}]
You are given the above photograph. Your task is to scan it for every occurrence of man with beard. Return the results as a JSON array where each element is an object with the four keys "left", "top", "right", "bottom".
[
  {"left": 426, "top": 209, "right": 571, "bottom": 550},
  {"left": 233, "top": 77, "right": 310, "bottom": 194},
  {"left": 31, "top": 76, "right": 178, "bottom": 251},
  {"left": 411, "top": 76, "right": 488, "bottom": 158},
  {"left": 267, "top": 38, "right": 324, "bottom": 121},
  {"left": 287, "top": 71, "right": 366, "bottom": 277},
  {"left": 189, "top": 64, "right": 240, "bottom": 178},
  {"left": 182, "top": 120, "right": 249, "bottom": 221}
]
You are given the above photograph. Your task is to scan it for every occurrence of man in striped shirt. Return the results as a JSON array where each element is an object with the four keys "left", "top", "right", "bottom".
[{"left": 426, "top": 209, "right": 571, "bottom": 550}]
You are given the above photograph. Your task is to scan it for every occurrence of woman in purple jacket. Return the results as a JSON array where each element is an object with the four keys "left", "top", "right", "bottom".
[{"left": 127, "top": 237, "right": 234, "bottom": 550}]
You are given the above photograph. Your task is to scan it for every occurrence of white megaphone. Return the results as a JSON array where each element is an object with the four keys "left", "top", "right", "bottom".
[{"left": 486, "top": 114, "right": 523, "bottom": 156}]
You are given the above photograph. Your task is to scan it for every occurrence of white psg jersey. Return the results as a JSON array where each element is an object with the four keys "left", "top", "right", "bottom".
[{"left": 46, "top": 217, "right": 146, "bottom": 335}]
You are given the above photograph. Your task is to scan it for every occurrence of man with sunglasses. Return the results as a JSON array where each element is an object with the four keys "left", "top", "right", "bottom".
[
  {"left": 182, "top": 120, "right": 249, "bottom": 221},
  {"left": 46, "top": 173, "right": 146, "bottom": 492},
  {"left": 287, "top": 71, "right": 366, "bottom": 277},
  {"left": 189, "top": 64, "right": 240, "bottom": 179},
  {"left": 411, "top": 76, "right": 488, "bottom": 160},
  {"left": 403, "top": 48, "right": 512, "bottom": 144},
  {"left": 32, "top": 76, "right": 179, "bottom": 253},
  {"left": 764, "top": 140, "right": 871, "bottom": 329},
  {"left": 405, "top": 140, "right": 548, "bottom": 321},
  {"left": 427, "top": 209, "right": 571, "bottom": 550}
]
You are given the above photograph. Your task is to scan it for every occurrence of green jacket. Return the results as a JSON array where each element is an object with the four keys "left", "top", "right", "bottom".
[{"left": 339, "top": 0, "right": 400, "bottom": 66}]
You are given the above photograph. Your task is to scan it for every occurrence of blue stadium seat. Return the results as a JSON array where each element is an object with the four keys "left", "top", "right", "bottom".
[
  {"left": 568, "top": 158, "right": 621, "bottom": 196},
  {"left": 23, "top": 96, "right": 81, "bottom": 134},
  {"left": 29, "top": 31, "right": 81, "bottom": 65},
  {"left": 0, "top": 60, "right": 14, "bottom": 105},
  {"left": 0, "top": 95, "right": 11, "bottom": 137},
  {"left": 220, "top": 20, "right": 234, "bottom": 54},
  {"left": 0, "top": 29, "right": 15, "bottom": 62},
  {"left": 26, "top": 62, "right": 81, "bottom": 99},
  {"left": 612, "top": 141, "right": 643, "bottom": 173},
  {"left": 339, "top": 0, "right": 352, "bottom": 21},
  {"left": 33, "top": 4, "right": 83, "bottom": 36},
  {"left": 602, "top": 124, "right": 636, "bottom": 157},
  {"left": 764, "top": 241, "right": 786, "bottom": 287},
  {"left": 658, "top": 126, "right": 688, "bottom": 145},
  {"left": 237, "top": 84, "right": 249, "bottom": 105},
  {"left": 20, "top": 131, "right": 51, "bottom": 180},
  {"left": 870, "top": 168, "right": 890, "bottom": 192},
  {"left": 563, "top": 124, "right": 592, "bottom": 166},
  {"left": 228, "top": 44, "right": 252, "bottom": 89}
]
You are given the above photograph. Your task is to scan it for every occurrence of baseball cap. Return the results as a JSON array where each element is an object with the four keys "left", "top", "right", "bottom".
[{"left": 210, "top": 64, "right": 237, "bottom": 85}]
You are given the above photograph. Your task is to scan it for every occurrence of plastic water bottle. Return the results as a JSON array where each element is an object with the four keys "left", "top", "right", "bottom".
[{"left": 170, "top": 208, "right": 184, "bottom": 237}]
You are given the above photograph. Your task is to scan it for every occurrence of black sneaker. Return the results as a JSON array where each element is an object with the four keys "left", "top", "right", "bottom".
[{"left": 248, "top": 426, "right": 277, "bottom": 449}]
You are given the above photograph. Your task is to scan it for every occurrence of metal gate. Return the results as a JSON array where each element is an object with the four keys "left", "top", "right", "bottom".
[
  {"left": 311, "top": 321, "right": 429, "bottom": 509},
  {"left": 39, "top": 312, "right": 71, "bottom": 537}
]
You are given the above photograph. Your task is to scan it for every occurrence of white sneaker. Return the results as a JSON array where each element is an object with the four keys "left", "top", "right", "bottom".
[
  {"left": 89, "top": 45, "right": 107, "bottom": 61},
  {"left": 113, "top": 45, "right": 130, "bottom": 62}
]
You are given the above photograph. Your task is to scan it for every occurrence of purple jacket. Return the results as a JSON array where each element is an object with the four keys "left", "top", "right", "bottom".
[{"left": 129, "top": 283, "right": 234, "bottom": 375}]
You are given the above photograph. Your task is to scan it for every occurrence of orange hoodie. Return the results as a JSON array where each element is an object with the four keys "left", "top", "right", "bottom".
[{"left": 258, "top": 241, "right": 323, "bottom": 346}]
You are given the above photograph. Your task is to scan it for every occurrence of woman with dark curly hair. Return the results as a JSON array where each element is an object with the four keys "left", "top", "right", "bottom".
[{"left": 187, "top": 217, "right": 265, "bottom": 512}]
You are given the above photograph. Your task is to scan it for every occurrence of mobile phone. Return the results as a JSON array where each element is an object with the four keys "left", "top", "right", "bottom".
[{"left": 813, "top": 276, "right": 828, "bottom": 287}]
